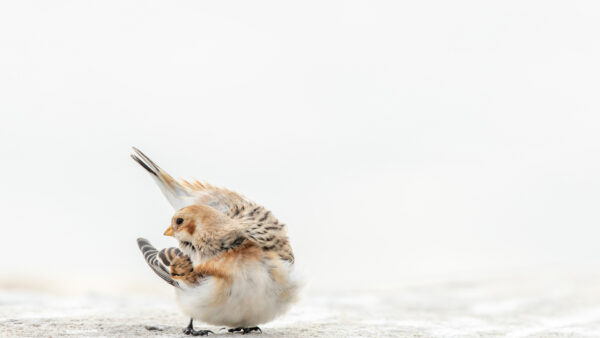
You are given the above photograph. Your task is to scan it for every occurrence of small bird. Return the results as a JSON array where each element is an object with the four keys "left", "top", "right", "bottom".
[{"left": 132, "top": 147, "right": 300, "bottom": 336}]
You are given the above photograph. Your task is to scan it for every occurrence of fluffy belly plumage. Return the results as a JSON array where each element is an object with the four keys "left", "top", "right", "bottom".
[{"left": 175, "top": 258, "right": 299, "bottom": 327}]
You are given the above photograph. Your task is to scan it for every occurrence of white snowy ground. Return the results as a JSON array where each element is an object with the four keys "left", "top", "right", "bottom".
[{"left": 2, "top": 272, "right": 600, "bottom": 337}]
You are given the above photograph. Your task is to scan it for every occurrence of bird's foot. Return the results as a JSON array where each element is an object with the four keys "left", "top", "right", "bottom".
[
  {"left": 183, "top": 327, "right": 213, "bottom": 336},
  {"left": 228, "top": 327, "right": 262, "bottom": 334},
  {"left": 183, "top": 318, "right": 213, "bottom": 336}
]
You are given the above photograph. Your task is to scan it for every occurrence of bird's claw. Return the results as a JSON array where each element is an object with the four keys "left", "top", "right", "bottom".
[
  {"left": 228, "top": 327, "right": 262, "bottom": 334},
  {"left": 183, "top": 327, "right": 213, "bottom": 336}
]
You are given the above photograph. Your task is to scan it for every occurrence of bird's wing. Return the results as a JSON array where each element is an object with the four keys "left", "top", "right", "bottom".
[
  {"left": 156, "top": 247, "right": 184, "bottom": 267},
  {"left": 136, "top": 238, "right": 180, "bottom": 288},
  {"left": 131, "top": 147, "right": 250, "bottom": 213}
]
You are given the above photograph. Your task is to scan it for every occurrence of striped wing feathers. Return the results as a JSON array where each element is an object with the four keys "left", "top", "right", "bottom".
[{"left": 136, "top": 238, "right": 180, "bottom": 288}]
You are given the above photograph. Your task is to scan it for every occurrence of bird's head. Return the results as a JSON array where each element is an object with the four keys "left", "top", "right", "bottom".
[{"left": 164, "top": 204, "right": 249, "bottom": 257}]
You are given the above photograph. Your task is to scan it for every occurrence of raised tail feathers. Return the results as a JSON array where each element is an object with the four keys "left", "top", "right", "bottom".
[
  {"left": 131, "top": 147, "right": 251, "bottom": 214},
  {"left": 131, "top": 147, "right": 195, "bottom": 210}
]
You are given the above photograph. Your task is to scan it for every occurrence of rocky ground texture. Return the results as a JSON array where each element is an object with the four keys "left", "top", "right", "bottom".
[{"left": 2, "top": 273, "right": 600, "bottom": 337}]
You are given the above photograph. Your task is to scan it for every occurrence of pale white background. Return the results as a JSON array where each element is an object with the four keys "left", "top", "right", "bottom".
[{"left": 1, "top": 1, "right": 599, "bottom": 295}]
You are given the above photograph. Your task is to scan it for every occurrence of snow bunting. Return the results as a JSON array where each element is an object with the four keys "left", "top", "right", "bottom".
[{"left": 132, "top": 147, "right": 300, "bottom": 335}]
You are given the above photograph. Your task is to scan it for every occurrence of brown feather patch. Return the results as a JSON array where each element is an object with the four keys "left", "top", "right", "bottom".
[
  {"left": 193, "top": 241, "right": 262, "bottom": 282},
  {"left": 183, "top": 219, "right": 196, "bottom": 235}
]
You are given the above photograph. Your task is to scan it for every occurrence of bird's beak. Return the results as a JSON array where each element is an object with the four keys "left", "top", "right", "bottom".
[{"left": 164, "top": 226, "right": 174, "bottom": 236}]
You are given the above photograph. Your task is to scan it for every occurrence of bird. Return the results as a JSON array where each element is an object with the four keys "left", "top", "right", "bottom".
[{"left": 131, "top": 147, "right": 300, "bottom": 336}]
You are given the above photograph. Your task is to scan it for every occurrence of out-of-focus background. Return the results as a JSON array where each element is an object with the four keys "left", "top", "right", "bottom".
[
  {"left": 1, "top": 1, "right": 600, "bottom": 336},
  {"left": 1, "top": 0, "right": 600, "bottom": 294}
]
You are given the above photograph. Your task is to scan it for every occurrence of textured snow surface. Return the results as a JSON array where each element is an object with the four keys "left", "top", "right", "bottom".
[{"left": 2, "top": 274, "right": 600, "bottom": 337}]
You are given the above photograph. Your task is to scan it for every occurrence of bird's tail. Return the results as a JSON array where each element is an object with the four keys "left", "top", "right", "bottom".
[
  {"left": 131, "top": 147, "right": 252, "bottom": 214},
  {"left": 130, "top": 147, "right": 195, "bottom": 210},
  {"left": 136, "top": 238, "right": 180, "bottom": 288}
]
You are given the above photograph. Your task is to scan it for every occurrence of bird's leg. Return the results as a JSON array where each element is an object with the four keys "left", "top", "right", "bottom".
[
  {"left": 228, "top": 326, "right": 262, "bottom": 334},
  {"left": 183, "top": 318, "right": 213, "bottom": 336}
]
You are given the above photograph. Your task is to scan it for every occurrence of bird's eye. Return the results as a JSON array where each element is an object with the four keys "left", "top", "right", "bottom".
[{"left": 176, "top": 218, "right": 184, "bottom": 225}]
